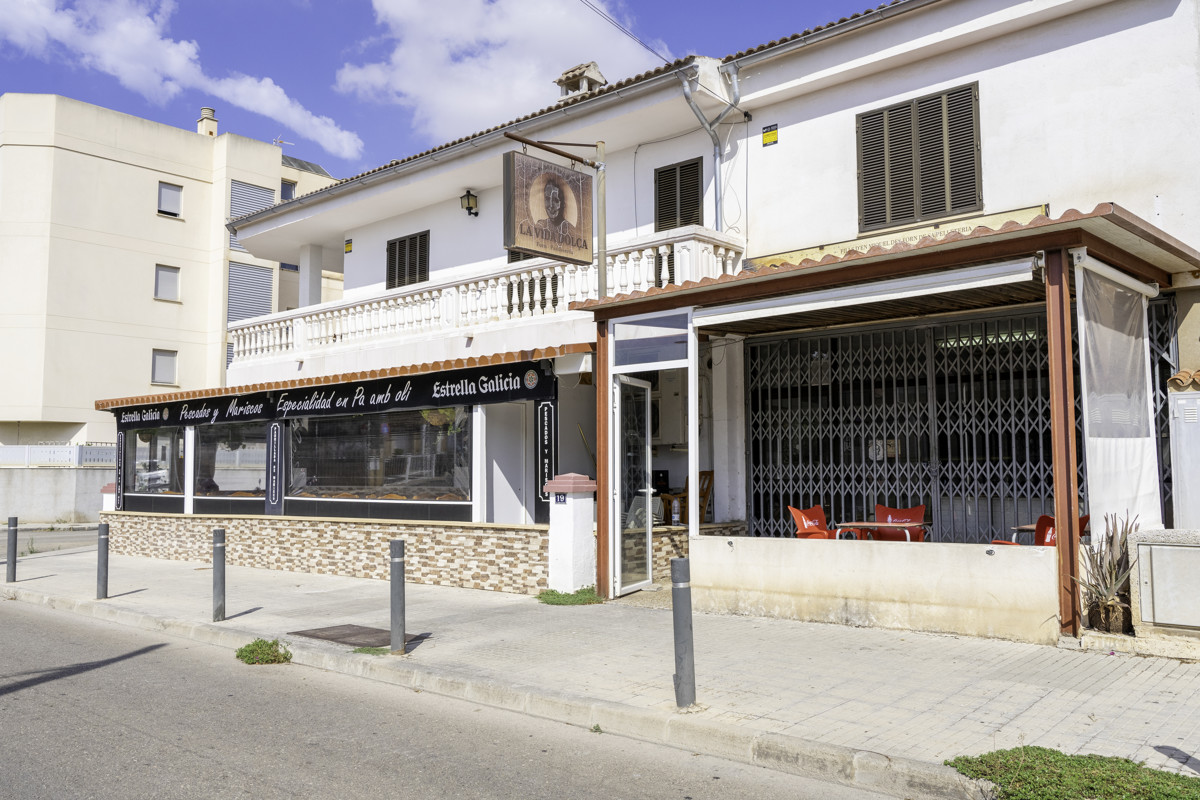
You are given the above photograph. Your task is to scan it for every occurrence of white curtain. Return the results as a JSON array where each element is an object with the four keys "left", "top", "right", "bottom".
[{"left": 1076, "top": 259, "right": 1163, "bottom": 529}]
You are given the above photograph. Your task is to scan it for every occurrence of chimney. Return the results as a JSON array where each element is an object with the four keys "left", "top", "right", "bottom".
[
  {"left": 554, "top": 62, "right": 607, "bottom": 98},
  {"left": 197, "top": 107, "right": 218, "bottom": 137}
]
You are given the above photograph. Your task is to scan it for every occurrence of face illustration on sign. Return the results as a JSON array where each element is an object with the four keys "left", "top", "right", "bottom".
[
  {"left": 544, "top": 179, "right": 564, "bottom": 226},
  {"left": 537, "top": 175, "right": 574, "bottom": 233}
]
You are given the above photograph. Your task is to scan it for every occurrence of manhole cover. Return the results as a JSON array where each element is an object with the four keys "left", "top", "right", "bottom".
[{"left": 288, "top": 624, "right": 428, "bottom": 648}]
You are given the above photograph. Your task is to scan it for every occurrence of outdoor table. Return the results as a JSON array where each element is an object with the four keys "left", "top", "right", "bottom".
[{"left": 833, "top": 521, "right": 927, "bottom": 542}]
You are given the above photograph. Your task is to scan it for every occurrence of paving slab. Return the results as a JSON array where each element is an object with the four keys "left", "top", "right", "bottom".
[{"left": 5, "top": 548, "right": 1200, "bottom": 795}]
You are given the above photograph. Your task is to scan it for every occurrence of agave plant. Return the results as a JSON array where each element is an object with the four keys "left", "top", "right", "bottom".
[{"left": 1075, "top": 512, "right": 1139, "bottom": 633}]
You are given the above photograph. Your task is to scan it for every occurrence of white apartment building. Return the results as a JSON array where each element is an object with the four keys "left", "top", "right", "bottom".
[
  {"left": 0, "top": 94, "right": 336, "bottom": 520},
  {"left": 99, "top": 0, "right": 1200, "bottom": 643},
  {"left": 0, "top": 93, "right": 338, "bottom": 446}
]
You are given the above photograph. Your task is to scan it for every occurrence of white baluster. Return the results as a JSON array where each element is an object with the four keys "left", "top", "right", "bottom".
[
  {"left": 553, "top": 265, "right": 566, "bottom": 313},
  {"left": 531, "top": 269, "right": 545, "bottom": 317},
  {"left": 518, "top": 272, "right": 532, "bottom": 317},
  {"left": 496, "top": 276, "right": 511, "bottom": 321},
  {"left": 634, "top": 249, "right": 648, "bottom": 292},
  {"left": 484, "top": 278, "right": 499, "bottom": 321}
]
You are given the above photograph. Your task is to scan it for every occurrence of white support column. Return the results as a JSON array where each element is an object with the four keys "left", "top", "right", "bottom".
[
  {"left": 471, "top": 405, "right": 486, "bottom": 523},
  {"left": 298, "top": 244, "right": 325, "bottom": 308},
  {"left": 687, "top": 312, "right": 700, "bottom": 537},
  {"left": 183, "top": 426, "right": 196, "bottom": 515},
  {"left": 545, "top": 473, "right": 598, "bottom": 592},
  {"left": 711, "top": 336, "right": 745, "bottom": 523}
]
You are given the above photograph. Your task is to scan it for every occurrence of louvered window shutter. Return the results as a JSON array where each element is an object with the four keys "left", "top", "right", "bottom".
[
  {"left": 655, "top": 167, "right": 678, "bottom": 232},
  {"left": 227, "top": 261, "right": 273, "bottom": 366},
  {"left": 386, "top": 231, "right": 430, "bottom": 290},
  {"left": 229, "top": 180, "right": 276, "bottom": 251},
  {"left": 858, "top": 83, "right": 980, "bottom": 231},
  {"left": 654, "top": 158, "right": 703, "bottom": 232}
]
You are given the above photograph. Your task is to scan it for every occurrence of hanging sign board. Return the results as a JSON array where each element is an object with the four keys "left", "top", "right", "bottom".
[{"left": 503, "top": 151, "right": 593, "bottom": 266}]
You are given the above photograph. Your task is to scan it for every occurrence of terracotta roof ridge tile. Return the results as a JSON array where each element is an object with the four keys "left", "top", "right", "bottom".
[
  {"left": 95, "top": 342, "right": 595, "bottom": 410},
  {"left": 575, "top": 203, "right": 1174, "bottom": 311}
]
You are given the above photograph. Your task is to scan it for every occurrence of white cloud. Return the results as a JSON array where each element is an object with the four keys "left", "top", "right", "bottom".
[
  {"left": 336, "top": 0, "right": 670, "bottom": 145},
  {"left": 0, "top": 0, "right": 364, "bottom": 159}
]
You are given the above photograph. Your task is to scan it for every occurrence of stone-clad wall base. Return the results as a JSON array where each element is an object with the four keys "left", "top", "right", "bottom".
[{"left": 100, "top": 512, "right": 549, "bottom": 595}]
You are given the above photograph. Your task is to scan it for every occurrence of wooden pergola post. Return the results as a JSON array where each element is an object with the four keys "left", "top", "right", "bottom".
[{"left": 1044, "top": 248, "right": 1083, "bottom": 636}]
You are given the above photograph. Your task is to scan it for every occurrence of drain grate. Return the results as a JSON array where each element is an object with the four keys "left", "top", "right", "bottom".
[{"left": 288, "top": 624, "right": 428, "bottom": 648}]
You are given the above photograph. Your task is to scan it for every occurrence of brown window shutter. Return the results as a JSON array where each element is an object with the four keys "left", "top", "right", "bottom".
[
  {"left": 916, "top": 93, "right": 948, "bottom": 217},
  {"left": 885, "top": 104, "right": 916, "bottom": 224},
  {"left": 386, "top": 231, "right": 430, "bottom": 289},
  {"left": 678, "top": 159, "right": 702, "bottom": 227},
  {"left": 858, "top": 83, "right": 980, "bottom": 232},
  {"left": 859, "top": 111, "right": 887, "bottom": 229},
  {"left": 655, "top": 166, "right": 678, "bottom": 232},
  {"left": 654, "top": 158, "right": 703, "bottom": 232},
  {"left": 945, "top": 85, "right": 980, "bottom": 212}
]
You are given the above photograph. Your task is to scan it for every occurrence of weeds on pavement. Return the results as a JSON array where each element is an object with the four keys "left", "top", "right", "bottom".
[
  {"left": 235, "top": 638, "right": 292, "bottom": 665},
  {"left": 948, "top": 746, "right": 1200, "bottom": 799}
]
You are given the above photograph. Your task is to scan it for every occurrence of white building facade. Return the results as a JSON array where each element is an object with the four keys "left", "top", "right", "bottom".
[{"left": 99, "top": 0, "right": 1200, "bottom": 640}]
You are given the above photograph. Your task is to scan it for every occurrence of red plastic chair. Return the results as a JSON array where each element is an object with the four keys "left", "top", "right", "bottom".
[
  {"left": 993, "top": 514, "right": 1089, "bottom": 546},
  {"left": 864, "top": 504, "right": 927, "bottom": 542},
  {"left": 788, "top": 505, "right": 836, "bottom": 539}
]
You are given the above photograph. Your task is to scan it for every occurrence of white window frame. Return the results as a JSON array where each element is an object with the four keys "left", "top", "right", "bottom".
[
  {"left": 158, "top": 182, "right": 182, "bottom": 217},
  {"left": 154, "top": 265, "right": 180, "bottom": 302},
  {"left": 151, "top": 349, "right": 178, "bottom": 385}
]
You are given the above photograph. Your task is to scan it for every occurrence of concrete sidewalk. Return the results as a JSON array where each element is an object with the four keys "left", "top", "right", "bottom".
[{"left": 4, "top": 548, "right": 1200, "bottom": 799}]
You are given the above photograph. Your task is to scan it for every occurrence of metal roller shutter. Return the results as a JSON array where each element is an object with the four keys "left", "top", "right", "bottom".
[{"left": 229, "top": 180, "right": 276, "bottom": 251}]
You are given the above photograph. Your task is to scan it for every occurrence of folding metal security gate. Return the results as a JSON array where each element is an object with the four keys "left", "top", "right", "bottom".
[{"left": 746, "top": 300, "right": 1176, "bottom": 541}]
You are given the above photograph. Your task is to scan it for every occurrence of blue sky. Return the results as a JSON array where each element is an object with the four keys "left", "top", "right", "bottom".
[{"left": 2, "top": 0, "right": 878, "bottom": 178}]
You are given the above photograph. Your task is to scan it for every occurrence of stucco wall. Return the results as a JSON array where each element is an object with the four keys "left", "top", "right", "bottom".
[
  {"left": 690, "top": 535, "right": 1061, "bottom": 644},
  {"left": 0, "top": 468, "right": 111, "bottom": 523},
  {"left": 100, "top": 511, "right": 550, "bottom": 594}
]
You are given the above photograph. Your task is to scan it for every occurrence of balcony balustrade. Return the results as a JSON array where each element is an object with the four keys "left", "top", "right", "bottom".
[{"left": 228, "top": 227, "right": 743, "bottom": 365}]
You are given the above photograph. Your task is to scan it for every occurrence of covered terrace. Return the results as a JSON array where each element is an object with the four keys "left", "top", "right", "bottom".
[{"left": 583, "top": 204, "right": 1200, "bottom": 643}]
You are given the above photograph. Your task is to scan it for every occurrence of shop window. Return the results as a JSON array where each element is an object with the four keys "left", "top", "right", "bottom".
[
  {"left": 289, "top": 407, "right": 471, "bottom": 502},
  {"left": 157, "top": 182, "right": 182, "bottom": 217},
  {"left": 154, "top": 265, "right": 180, "bottom": 301},
  {"left": 857, "top": 83, "right": 981, "bottom": 231},
  {"left": 151, "top": 349, "right": 177, "bottom": 385},
  {"left": 654, "top": 158, "right": 702, "bottom": 232},
  {"left": 386, "top": 231, "right": 430, "bottom": 290},
  {"left": 125, "top": 427, "right": 184, "bottom": 494},
  {"left": 193, "top": 422, "right": 270, "bottom": 497}
]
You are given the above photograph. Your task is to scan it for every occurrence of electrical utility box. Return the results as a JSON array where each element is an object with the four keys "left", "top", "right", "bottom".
[{"left": 1170, "top": 393, "right": 1200, "bottom": 528}]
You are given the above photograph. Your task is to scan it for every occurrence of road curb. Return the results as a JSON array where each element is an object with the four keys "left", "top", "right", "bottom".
[{"left": 2, "top": 586, "right": 996, "bottom": 799}]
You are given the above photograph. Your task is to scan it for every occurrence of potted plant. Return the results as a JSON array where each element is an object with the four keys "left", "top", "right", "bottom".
[{"left": 1076, "top": 512, "right": 1138, "bottom": 634}]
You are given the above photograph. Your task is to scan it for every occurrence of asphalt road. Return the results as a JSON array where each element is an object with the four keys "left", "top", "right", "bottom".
[{"left": 0, "top": 601, "right": 894, "bottom": 800}]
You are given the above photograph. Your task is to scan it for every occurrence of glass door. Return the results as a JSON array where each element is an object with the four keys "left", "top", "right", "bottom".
[{"left": 614, "top": 375, "right": 653, "bottom": 595}]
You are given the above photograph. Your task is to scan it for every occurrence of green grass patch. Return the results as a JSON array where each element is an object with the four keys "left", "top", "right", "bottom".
[
  {"left": 947, "top": 746, "right": 1200, "bottom": 799},
  {"left": 235, "top": 638, "right": 292, "bottom": 665},
  {"left": 352, "top": 646, "right": 390, "bottom": 656},
  {"left": 536, "top": 586, "right": 603, "bottom": 605}
]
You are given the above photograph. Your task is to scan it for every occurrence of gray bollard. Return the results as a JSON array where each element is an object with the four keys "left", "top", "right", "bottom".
[
  {"left": 390, "top": 539, "right": 406, "bottom": 654},
  {"left": 670, "top": 557, "right": 696, "bottom": 708},
  {"left": 6, "top": 516, "right": 16, "bottom": 583},
  {"left": 212, "top": 528, "right": 226, "bottom": 622},
  {"left": 97, "top": 523, "right": 109, "bottom": 600}
]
